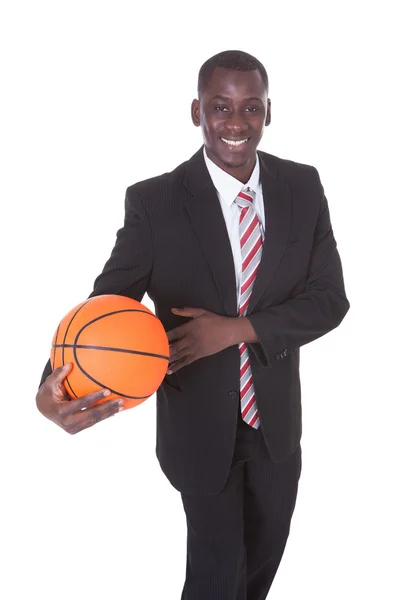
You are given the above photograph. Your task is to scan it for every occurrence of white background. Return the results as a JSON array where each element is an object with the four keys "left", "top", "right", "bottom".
[{"left": 1, "top": 1, "right": 399, "bottom": 598}]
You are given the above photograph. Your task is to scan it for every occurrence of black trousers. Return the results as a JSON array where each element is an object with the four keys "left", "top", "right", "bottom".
[{"left": 180, "top": 405, "right": 302, "bottom": 600}]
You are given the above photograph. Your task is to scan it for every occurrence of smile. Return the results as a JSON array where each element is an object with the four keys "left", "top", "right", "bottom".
[{"left": 220, "top": 138, "right": 249, "bottom": 146}]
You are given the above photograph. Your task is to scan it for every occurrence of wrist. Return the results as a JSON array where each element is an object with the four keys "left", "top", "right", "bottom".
[{"left": 229, "top": 316, "right": 259, "bottom": 346}]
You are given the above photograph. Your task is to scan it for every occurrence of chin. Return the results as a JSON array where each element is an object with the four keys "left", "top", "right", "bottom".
[
  {"left": 220, "top": 156, "right": 248, "bottom": 169},
  {"left": 219, "top": 150, "right": 253, "bottom": 168}
]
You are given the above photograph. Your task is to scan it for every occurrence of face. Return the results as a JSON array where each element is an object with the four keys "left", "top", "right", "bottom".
[{"left": 191, "top": 67, "right": 271, "bottom": 182}]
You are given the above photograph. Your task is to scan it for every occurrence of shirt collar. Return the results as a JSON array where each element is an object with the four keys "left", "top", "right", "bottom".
[{"left": 203, "top": 145, "right": 262, "bottom": 207}]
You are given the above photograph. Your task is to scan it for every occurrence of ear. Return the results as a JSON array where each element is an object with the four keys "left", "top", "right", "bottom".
[
  {"left": 191, "top": 99, "right": 200, "bottom": 127},
  {"left": 265, "top": 98, "right": 271, "bottom": 127}
]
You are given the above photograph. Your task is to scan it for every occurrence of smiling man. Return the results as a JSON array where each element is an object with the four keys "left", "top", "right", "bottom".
[{"left": 37, "top": 50, "right": 349, "bottom": 599}]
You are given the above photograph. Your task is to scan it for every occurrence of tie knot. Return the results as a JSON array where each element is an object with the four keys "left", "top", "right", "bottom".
[{"left": 235, "top": 187, "right": 255, "bottom": 209}]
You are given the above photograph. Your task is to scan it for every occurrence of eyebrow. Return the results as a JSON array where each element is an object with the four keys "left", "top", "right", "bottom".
[{"left": 211, "top": 95, "right": 264, "bottom": 103}]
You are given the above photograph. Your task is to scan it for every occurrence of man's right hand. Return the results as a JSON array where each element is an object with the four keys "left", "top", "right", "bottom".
[{"left": 36, "top": 363, "right": 124, "bottom": 434}]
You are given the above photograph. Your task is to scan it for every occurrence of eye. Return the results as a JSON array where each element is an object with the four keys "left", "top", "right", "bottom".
[
  {"left": 215, "top": 106, "right": 229, "bottom": 112},
  {"left": 245, "top": 107, "right": 259, "bottom": 112}
]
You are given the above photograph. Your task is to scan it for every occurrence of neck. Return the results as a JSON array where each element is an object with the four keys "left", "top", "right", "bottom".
[{"left": 205, "top": 147, "right": 256, "bottom": 184}]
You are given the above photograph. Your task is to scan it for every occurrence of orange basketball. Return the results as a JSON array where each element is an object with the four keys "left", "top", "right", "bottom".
[{"left": 50, "top": 295, "right": 169, "bottom": 409}]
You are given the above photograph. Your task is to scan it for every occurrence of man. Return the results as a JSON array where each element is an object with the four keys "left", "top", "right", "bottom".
[{"left": 37, "top": 50, "right": 350, "bottom": 599}]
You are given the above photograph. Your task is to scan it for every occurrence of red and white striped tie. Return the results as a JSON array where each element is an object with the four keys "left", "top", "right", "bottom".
[{"left": 235, "top": 187, "right": 264, "bottom": 429}]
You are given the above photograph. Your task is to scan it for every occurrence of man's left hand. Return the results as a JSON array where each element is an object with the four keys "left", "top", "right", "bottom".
[{"left": 167, "top": 307, "right": 237, "bottom": 374}]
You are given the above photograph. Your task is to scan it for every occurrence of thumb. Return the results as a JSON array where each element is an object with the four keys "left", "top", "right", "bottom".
[{"left": 53, "top": 363, "right": 73, "bottom": 382}]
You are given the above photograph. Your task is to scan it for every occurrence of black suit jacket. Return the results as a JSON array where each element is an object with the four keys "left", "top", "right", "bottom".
[{"left": 40, "top": 145, "right": 349, "bottom": 495}]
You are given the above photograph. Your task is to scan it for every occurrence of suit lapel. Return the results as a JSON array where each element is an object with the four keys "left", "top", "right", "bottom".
[
  {"left": 183, "top": 147, "right": 238, "bottom": 316},
  {"left": 182, "top": 146, "right": 292, "bottom": 316},
  {"left": 247, "top": 153, "right": 292, "bottom": 312}
]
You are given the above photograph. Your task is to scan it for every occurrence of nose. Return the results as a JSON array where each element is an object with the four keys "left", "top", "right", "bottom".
[{"left": 224, "top": 113, "right": 249, "bottom": 134}]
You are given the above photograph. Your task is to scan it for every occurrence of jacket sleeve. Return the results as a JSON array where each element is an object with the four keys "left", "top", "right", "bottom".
[
  {"left": 38, "top": 187, "right": 153, "bottom": 388},
  {"left": 247, "top": 168, "right": 350, "bottom": 367}
]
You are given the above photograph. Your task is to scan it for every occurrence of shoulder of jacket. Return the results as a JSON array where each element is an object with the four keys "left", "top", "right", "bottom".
[
  {"left": 125, "top": 159, "right": 187, "bottom": 199},
  {"left": 258, "top": 149, "right": 319, "bottom": 181}
]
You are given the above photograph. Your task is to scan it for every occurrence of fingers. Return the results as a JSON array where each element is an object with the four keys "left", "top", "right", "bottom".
[
  {"left": 50, "top": 366, "right": 112, "bottom": 412},
  {"left": 64, "top": 399, "right": 124, "bottom": 435},
  {"left": 77, "top": 389, "right": 113, "bottom": 410},
  {"left": 167, "top": 355, "right": 191, "bottom": 374},
  {"left": 59, "top": 388, "right": 113, "bottom": 416},
  {"left": 167, "top": 325, "right": 184, "bottom": 343},
  {"left": 168, "top": 338, "right": 189, "bottom": 363}
]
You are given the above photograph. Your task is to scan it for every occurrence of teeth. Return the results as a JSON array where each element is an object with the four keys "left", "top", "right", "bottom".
[{"left": 221, "top": 138, "right": 248, "bottom": 146}]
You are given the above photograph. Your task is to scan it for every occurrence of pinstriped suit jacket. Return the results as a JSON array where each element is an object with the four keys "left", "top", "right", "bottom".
[{"left": 40, "top": 145, "right": 349, "bottom": 495}]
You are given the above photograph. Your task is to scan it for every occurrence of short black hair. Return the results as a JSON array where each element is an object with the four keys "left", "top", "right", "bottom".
[{"left": 197, "top": 50, "right": 269, "bottom": 98}]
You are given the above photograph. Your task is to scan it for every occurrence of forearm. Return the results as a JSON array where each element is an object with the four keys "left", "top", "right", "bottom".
[{"left": 246, "top": 282, "right": 349, "bottom": 366}]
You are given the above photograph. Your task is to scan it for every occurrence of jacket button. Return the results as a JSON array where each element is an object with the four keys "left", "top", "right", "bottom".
[{"left": 229, "top": 391, "right": 238, "bottom": 399}]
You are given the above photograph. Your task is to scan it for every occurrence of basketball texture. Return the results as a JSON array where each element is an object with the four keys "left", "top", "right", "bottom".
[{"left": 51, "top": 295, "right": 170, "bottom": 409}]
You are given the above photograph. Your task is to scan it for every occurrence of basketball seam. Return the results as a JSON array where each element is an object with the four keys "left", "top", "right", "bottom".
[
  {"left": 62, "top": 299, "right": 93, "bottom": 398},
  {"left": 52, "top": 343, "right": 169, "bottom": 361},
  {"left": 51, "top": 323, "right": 60, "bottom": 371},
  {"left": 75, "top": 308, "right": 157, "bottom": 334}
]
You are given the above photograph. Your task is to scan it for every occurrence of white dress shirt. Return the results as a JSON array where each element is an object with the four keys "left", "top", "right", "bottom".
[{"left": 203, "top": 146, "right": 265, "bottom": 302}]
